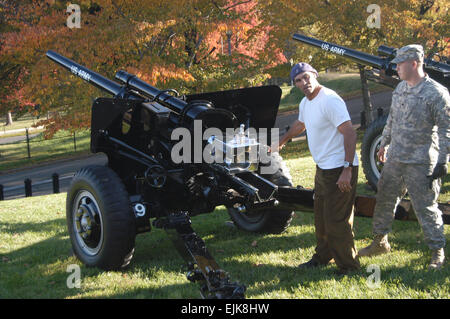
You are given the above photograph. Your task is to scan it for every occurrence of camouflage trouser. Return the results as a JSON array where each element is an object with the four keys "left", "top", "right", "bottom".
[{"left": 373, "top": 160, "right": 445, "bottom": 250}]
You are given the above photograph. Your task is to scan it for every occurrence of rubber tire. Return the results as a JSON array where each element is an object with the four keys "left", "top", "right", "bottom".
[
  {"left": 361, "top": 115, "right": 388, "bottom": 191},
  {"left": 227, "top": 155, "right": 294, "bottom": 234},
  {"left": 66, "top": 165, "right": 136, "bottom": 270}
]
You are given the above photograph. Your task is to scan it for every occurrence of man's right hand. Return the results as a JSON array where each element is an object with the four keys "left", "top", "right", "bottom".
[
  {"left": 377, "top": 146, "right": 387, "bottom": 163},
  {"left": 269, "top": 143, "right": 285, "bottom": 153},
  {"left": 275, "top": 120, "right": 305, "bottom": 153}
]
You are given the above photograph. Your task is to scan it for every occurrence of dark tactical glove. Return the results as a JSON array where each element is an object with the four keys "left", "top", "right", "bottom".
[{"left": 427, "top": 163, "right": 448, "bottom": 189}]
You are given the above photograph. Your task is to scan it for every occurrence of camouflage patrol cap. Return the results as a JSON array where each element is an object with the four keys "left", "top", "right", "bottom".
[{"left": 392, "top": 44, "right": 424, "bottom": 64}]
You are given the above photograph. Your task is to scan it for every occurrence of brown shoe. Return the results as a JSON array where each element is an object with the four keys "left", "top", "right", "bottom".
[
  {"left": 428, "top": 248, "right": 445, "bottom": 270},
  {"left": 358, "top": 234, "right": 391, "bottom": 257}
]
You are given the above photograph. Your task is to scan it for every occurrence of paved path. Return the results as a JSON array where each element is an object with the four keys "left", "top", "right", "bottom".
[
  {"left": 0, "top": 126, "right": 44, "bottom": 136},
  {"left": 0, "top": 154, "right": 108, "bottom": 200},
  {"left": 0, "top": 90, "right": 392, "bottom": 200},
  {"left": 0, "top": 126, "right": 44, "bottom": 145},
  {"left": 0, "top": 132, "right": 41, "bottom": 145}
]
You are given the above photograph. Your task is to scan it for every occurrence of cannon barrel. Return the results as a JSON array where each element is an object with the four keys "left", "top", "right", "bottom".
[
  {"left": 47, "top": 51, "right": 238, "bottom": 129},
  {"left": 115, "top": 70, "right": 187, "bottom": 114},
  {"left": 46, "top": 50, "right": 124, "bottom": 96},
  {"left": 114, "top": 70, "right": 237, "bottom": 128},
  {"left": 293, "top": 33, "right": 450, "bottom": 85},
  {"left": 46, "top": 50, "right": 194, "bottom": 110},
  {"left": 292, "top": 33, "right": 390, "bottom": 70},
  {"left": 377, "top": 45, "right": 397, "bottom": 59}
]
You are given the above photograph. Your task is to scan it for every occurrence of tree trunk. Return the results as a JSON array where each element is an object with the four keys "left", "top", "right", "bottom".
[
  {"left": 5, "top": 111, "right": 13, "bottom": 126},
  {"left": 359, "top": 65, "right": 373, "bottom": 128}
]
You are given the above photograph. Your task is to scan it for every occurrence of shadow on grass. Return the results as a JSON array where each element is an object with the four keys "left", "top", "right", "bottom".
[
  {"left": 232, "top": 255, "right": 449, "bottom": 298},
  {"left": 0, "top": 218, "right": 66, "bottom": 235},
  {"left": 279, "top": 139, "right": 312, "bottom": 160},
  {"left": 0, "top": 218, "right": 79, "bottom": 298},
  {"left": 221, "top": 213, "right": 449, "bottom": 297},
  {"left": 131, "top": 209, "right": 449, "bottom": 298},
  {"left": 1, "top": 206, "right": 448, "bottom": 299},
  {"left": 440, "top": 174, "right": 450, "bottom": 197},
  {"left": 0, "top": 219, "right": 107, "bottom": 297}
]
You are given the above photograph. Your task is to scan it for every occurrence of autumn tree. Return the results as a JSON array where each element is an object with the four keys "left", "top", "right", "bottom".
[
  {"left": 0, "top": 1, "right": 28, "bottom": 125},
  {"left": 1, "top": 1, "right": 448, "bottom": 136},
  {"left": 256, "top": 0, "right": 449, "bottom": 75},
  {"left": 0, "top": 0, "right": 285, "bottom": 136}
]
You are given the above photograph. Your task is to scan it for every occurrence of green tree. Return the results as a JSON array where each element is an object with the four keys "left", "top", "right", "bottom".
[{"left": 256, "top": 0, "right": 449, "bottom": 75}]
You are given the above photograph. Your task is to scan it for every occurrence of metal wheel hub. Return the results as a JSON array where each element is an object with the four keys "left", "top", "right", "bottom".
[
  {"left": 73, "top": 191, "right": 103, "bottom": 256},
  {"left": 76, "top": 203, "right": 98, "bottom": 240},
  {"left": 370, "top": 135, "right": 384, "bottom": 179},
  {"left": 232, "top": 204, "right": 265, "bottom": 223}
]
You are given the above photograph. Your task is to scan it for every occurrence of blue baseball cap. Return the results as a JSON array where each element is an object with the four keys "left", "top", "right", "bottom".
[{"left": 290, "top": 62, "right": 318, "bottom": 82}]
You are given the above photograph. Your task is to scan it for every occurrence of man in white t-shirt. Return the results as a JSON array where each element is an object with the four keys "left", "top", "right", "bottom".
[{"left": 278, "top": 62, "right": 360, "bottom": 274}]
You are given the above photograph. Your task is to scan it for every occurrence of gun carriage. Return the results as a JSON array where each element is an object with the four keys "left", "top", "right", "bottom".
[
  {"left": 47, "top": 44, "right": 449, "bottom": 298},
  {"left": 46, "top": 50, "right": 318, "bottom": 299},
  {"left": 292, "top": 33, "right": 450, "bottom": 190}
]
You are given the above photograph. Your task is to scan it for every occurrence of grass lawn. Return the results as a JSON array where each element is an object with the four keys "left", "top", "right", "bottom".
[
  {"left": 1, "top": 116, "right": 38, "bottom": 133},
  {"left": 0, "top": 138, "right": 449, "bottom": 299},
  {"left": 0, "top": 130, "right": 91, "bottom": 172}
]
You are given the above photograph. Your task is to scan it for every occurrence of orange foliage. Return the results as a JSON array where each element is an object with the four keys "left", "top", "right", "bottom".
[
  {"left": 1, "top": 0, "right": 448, "bottom": 137},
  {"left": 256, "top": 0, "right": 449, "bottom": 74},
  {"left": 1, "top": 0, "right": 284, "bottom": 136}
]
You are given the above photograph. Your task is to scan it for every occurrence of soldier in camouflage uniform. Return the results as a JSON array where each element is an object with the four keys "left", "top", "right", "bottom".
[{"left": 358, "top": 44, "right": 450, "bottom": 270}]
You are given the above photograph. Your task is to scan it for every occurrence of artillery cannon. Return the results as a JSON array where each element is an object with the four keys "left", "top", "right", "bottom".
[
  {"left": 292, "top": 33, "right": 450, "bottom": 190},
  {"left": 46, "top": 50, "right": 319, "bottom": 299},
  {"left": 46, "top": 48, "right": 449, "bottom": 299}
]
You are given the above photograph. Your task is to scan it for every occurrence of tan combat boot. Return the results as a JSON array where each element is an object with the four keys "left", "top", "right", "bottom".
[
  {"left": 358, "top": 234, "right": 391, "bottom": 257},
  {"left": 428, "top": 248, "right": 445, "bottom": 270}
]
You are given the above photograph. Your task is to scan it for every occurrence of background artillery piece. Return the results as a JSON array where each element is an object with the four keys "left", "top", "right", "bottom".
[{"left": 292, "top": 33, "right": 450, "bottom": 190}]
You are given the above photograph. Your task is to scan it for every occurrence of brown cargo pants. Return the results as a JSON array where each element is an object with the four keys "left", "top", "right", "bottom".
[{"left": 311, "top": 165, "right": 360, "bottom": 271}]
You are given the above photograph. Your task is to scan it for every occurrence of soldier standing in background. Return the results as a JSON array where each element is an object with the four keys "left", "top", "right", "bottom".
[{"left": 358, "top": 44, "right": 450, "bottom": 270}]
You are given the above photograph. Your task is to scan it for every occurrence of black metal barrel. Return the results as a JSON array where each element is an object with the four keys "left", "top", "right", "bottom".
[
  {"left": 115, "top": 70, "right": 187, "bottom": 113},
  {"left": 46, "top": 50, "right": 124, "bottom": 96},
  {"left": 292, "top": 34, "right": 450, "bottom": 87},
  {"left": 377, "top": 45, "right": 397, "bottom": 59},
  {"left": 292, "top": 33, "right": 390, "bottom": 70},
  {"left": 114, "top": 70, "right": 237, "bottom": 128},
  {"left": 46, "top": 51, "right": 237, "bottom": 128}
]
